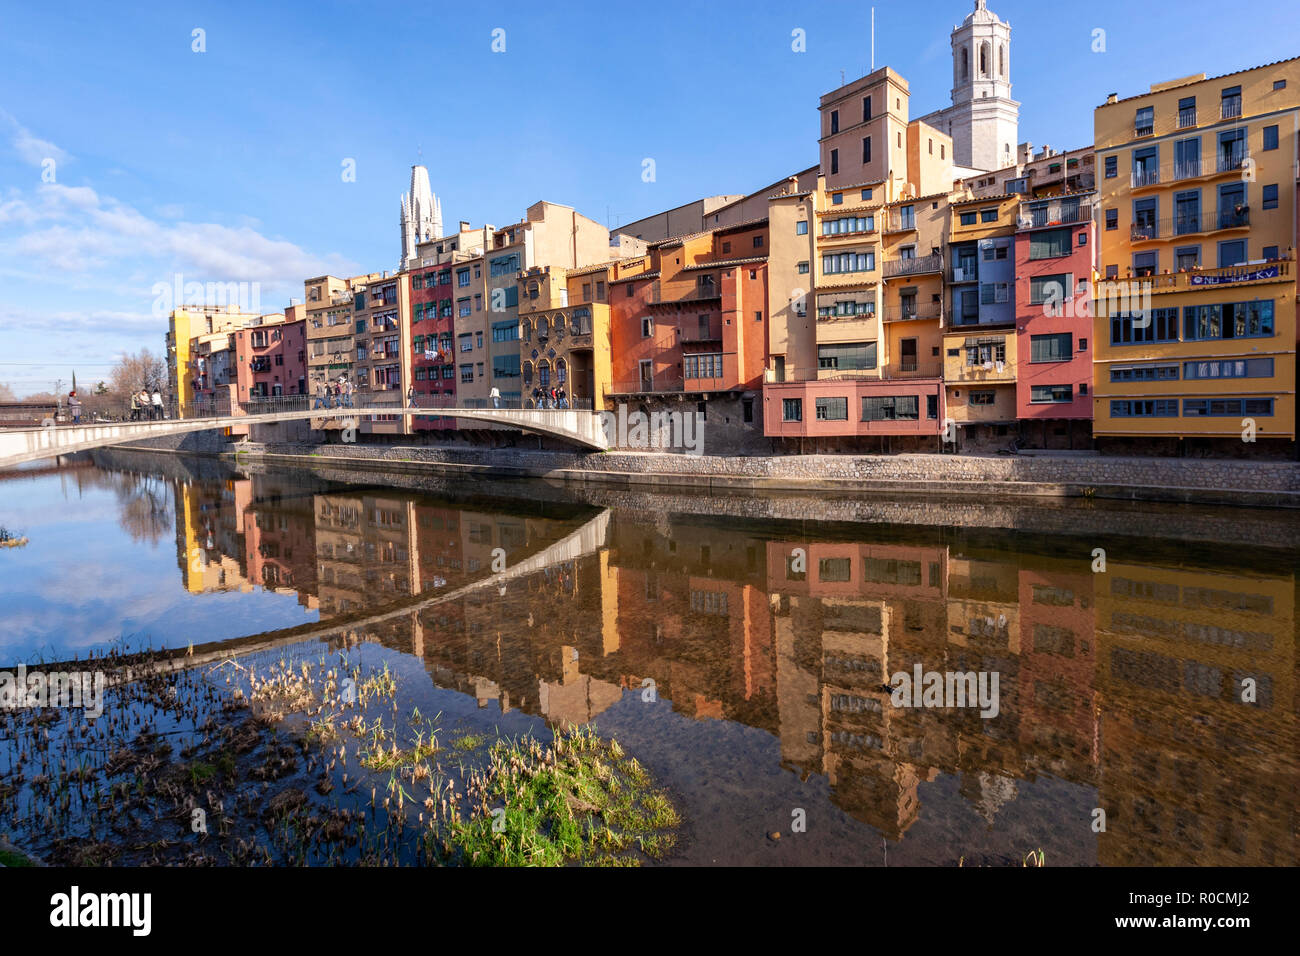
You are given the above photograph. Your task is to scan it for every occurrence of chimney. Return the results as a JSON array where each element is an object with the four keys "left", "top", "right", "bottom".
[
  {"left": 459, "top": 220, "right": 470, "bottom": 232},
  {"left": 1105, "top": 93, "right": 1118, "bottom": 104}
]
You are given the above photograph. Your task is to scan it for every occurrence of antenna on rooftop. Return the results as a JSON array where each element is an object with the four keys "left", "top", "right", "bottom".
[{"left": 871, "top": 8, "right": 875, "bottom": 71}]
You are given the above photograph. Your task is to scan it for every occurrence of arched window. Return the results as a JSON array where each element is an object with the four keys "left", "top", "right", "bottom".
[
  {"left": 553, "top": 313, "right": 565, "bottom": 341},
  {"left": 999, "top": 44, "right": 1005, "bottom": 78},
  {"left": 980, "top": 41, "right": 990, "bottom": 77},
  {"left": 556, "top": 358, "right": 567, "bottom": 384},
  {"left": 523, "top": 361, "right": 533, "bottom": 385},
  {"left": 536, "top": 316, "right": 549, "bottom": 340},
  {"left": 961, "top": 48, "right": 968, "bottom": 81},
  {"left": 538, "top": 360, "right": 551, "bottom": 388},
  {"left": 521, "top": 319, "right": 532, "bottom": 343}
]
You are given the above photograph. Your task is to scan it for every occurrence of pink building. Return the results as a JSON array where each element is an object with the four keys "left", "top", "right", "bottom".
[
  {"left": 231, "top": 316, "right": 307, "bottom": 406},
  {"left": 1014, "top": 194, "right": 1095, "bottom": 447},
  {"left": 762, "top": 378, "right": 945, "bottom": 452}
]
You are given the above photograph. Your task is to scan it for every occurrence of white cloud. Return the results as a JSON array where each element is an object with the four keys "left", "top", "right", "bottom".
[{"left": 0, "top": 109, "right": 70, "bottom": 167}]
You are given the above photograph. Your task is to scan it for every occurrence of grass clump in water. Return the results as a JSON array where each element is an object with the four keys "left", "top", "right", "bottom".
[{"left": 441, "top": 725, "right": 679, "bottom": 866}]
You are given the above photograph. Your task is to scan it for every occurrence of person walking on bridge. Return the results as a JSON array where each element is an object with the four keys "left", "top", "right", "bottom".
[
  {"left": 151, "top": 388, "right": 165, "bottom": 420},
  {"left": 490, "top": 386, "right": 500, "bottom": 409},
  {"left": 313, "top": 379, "right": 329, "bottom": 410},
  {"left": 68, "top": 391, "right": 81, "bottom": 424},
  {"left": 340, "top": 377, "right": 353, "bottom": 408},
  {"left": 129, "top": 390, "right": 140, "bottom": 421}
]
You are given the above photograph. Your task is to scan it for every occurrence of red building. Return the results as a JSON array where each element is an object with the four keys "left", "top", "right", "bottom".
[
  {"left": 1014, "top": 193, "right": 1095, "bottom": 447},
  {"left": 409, "top": 264, "right": 457, "bottom": 430},
  {"left": 231, "top": 316, "right": 307, "bottom": 406}
]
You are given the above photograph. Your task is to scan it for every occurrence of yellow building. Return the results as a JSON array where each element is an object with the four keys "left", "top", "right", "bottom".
[
  {"left": 1093, "top": 58, "right": 1299, "bottom": 450},
  {"left": 166, "top": 304, "right": 260, "bottom": 414}
]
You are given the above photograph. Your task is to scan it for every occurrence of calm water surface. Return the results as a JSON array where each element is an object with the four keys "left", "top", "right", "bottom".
[{"left": 1, "top": 451, "right": 1295, "bottom": 866}]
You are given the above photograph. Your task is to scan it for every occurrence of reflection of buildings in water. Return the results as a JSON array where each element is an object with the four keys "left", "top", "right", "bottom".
[
  {"left": 201, "top": 478, "right": 1296, "bottom": 863},
  {"left": 313, "top": 493, "right": 417, "bottom": 619},
  {"left": 174, "top": 475, "right": 319, "bottom": 610},
  {"left": 1096, "top": 562, "right": 1297, "bottom": 866},
  {"left": 175, "top": 479, "right": 249, "bottom": 594},
  {"left": 239, "top": 477, "right": 319, "bottom": 609}
]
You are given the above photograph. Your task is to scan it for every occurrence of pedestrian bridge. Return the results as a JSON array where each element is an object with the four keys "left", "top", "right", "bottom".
[{"left": 0, "top": 403, "right": 609, "bottom": 469}]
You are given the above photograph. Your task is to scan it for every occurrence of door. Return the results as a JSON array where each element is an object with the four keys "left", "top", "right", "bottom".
[{"left": 900, "top": 338, "right": 918, "bottom": 372}]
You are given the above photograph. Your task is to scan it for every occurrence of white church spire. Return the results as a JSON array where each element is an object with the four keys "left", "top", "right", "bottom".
[{"left": 400, "top": 164, "right": 443, "bottom": 269}]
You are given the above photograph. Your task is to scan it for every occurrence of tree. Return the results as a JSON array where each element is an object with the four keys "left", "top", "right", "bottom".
[{"left": 109, "top": 349, "right": 166, "bottom": 397}]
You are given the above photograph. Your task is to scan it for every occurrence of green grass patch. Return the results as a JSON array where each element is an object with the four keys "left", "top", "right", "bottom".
[{"left": 441, "top": 726, "right": 680, "bottom": 867}]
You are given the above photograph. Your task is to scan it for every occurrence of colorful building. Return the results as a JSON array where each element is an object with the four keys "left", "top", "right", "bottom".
[
  {"left": 1014, "top": 192, "right": 1097, "bottom": 446},
  {"left": 517, "top": 262, "right": 613, "bottom": 408},
  {"left": 230, "top": 314, "right": 307, "bottom": 404},
  {"left": 1092, "top": 58, "right": 1299, "bottom": 453},
  {"left": 166, "top": 304, "right": 261, "bottom": 415}
]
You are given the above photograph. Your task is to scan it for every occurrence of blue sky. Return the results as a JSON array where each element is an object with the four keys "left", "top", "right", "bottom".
[{"left": 1, "top": 0, "right": 1295, "bottom": 396}]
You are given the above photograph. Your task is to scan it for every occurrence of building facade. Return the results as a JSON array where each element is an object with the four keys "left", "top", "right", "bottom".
[{"left": 1092, "top": 58, "right": 1299, "bottom": 453}]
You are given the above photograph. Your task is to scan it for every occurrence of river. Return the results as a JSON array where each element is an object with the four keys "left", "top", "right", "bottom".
[{"left": 1, "top": 449, "right": 1295, "bottom": 866}]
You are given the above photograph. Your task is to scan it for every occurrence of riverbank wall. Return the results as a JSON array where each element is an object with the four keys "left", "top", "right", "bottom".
[{"left": 111, "top": 433, "right": 1300, "bottom": 509}]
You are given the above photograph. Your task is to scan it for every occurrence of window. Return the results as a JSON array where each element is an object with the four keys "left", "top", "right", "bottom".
[
  {"left": 1105, "top": 265, "right": 1119, "bottom": 279},
  {"left": 1030, "top": 333, "right": 1073, "bottom": 363},
  {"left": 965, "top": 340, "right": 1005, "bottom": 365},
  {"left": 1263, "top": 125, "right": 1279, "bottom": 150},
  {"left": 1030, "top": 228, "right": 1072, "bottom": 259},
  {"left": 641, "top": 316, "right": 654, "bottom": 337},
  {"left": 862, "top": 96, "right": 871, "bottom": 121},
  {"left": 491, "top": 320, "right": 520, "bottom": 343},
  {"left": 1135, "top": 106, "right": 1154, "bottom": 136},
  {"left": 1218, "top": 239, "right": 1247, "bottom": 268},
  {"left": 969, "top": 391, "right": 996, "bottom": 406},
  {"left": 863, "top": 136, "right": 871, "bottom": 163},
  {"left": 492, "top": 354, "right": 520, "bottom": 379},
  {"left": 456, "top": 268, "right": 470, "bottom": 287},
  {"left": 683, "top": 354, "right": 723, "bottom": 379},
  {"left": 1275, "top": 79, "right": 1288, "bottom": 91},
  {"left": 489, "top": 253, "right": 520, "bottom": 276},
  {"left": 1105, "top": 209, "right": 1118, "bottom": 230},
  {"left": 782, "top": 398, "right": 802, "bottom": 422},
  {"left": 830, "top": 109, "right": 839, "bottom": 134},
  {"left": 1111, "top": 400, "right": 1178, "bottom": 417},
  {"left": 796, "top": 220, "right": 808, "bottom": 235},
  {"left": 830, "top": 149, "right": 839, "bottom": 175},
  {"left": 980, "top": 208, "right": 998, "bottom": 222},
  {"left": 1184, "top": 397, "right": 1273, "bottom": 417},
  {"left": 1221, "top": 85, "right": 1241, "bottom": 119},
  {"left": 1029, "top": 273, "right": 1072, "bottom": 306},
  {"left": 459, "top": 333, "right": 473, "bottom": 352},
  {"left": 1263, "top": 245, "right": 1279, "bottom": 261},
  {"left": 1104, "top": 155, "right": 1117, "bottom": 178},
  {"left": 861, "top": 188, "right": 872, "bottom": 201},
  {"left": 753, "top": 235, "right": 764, "bottom": 248},
  {"left": 1184, "top": 300, "right": 1273, "bottom": 340},
  {"left": 1183, "top": 357, "right": 1273, "bottom": 380},
  {"left": 821, "top": 252, "right": 875, "bottom": 274},
  {"left": 1031, "top": 385, "right": 1073, "bottom": 403},
  {"left": 1175, "top": 246, "right": 1201, "bottom": 271},
  {"left": 475, "top": 330, "right": 484, "bottom": 348},
  {"left": 960, "top": 212, "right": 976, "bottom": 226},
  {"left": 862, "top": 395, "right": 918, "bottom": 420},
  {"left": 459, "top": 364, "right": 474, "bottom": 383},
  {"left": 1262, "top": 184, "right": 1279, "bottom": 209},
  {"left": 818, "top": 341, "right": 877, "bottom": 370},
  {"left": 1110, "top": 363, "right": 1179, "bottom": 382},
  {"left": 1133, "top": 251, "right": 1158, "bottom": 277},
  {"left": 832, "top": 192, "right": 843, "bottom": 205},
  {"left": 980, "top": 282, "right": 1009, "bottom": 305},
  {"left": 1111, "top": 307, "right": 1179, "bottom": 344},
  {"left": 797, "top": 261, "right": 809, "bottom": 274},
  {"left": 814, "top": 397, "right": 848, "bottom": 420}
]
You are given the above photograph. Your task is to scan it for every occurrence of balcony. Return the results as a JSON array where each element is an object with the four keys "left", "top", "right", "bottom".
[
  {"left": 1129, "top": 207, "right": 1250, "bottom": 242},
  {"left": 1017, "top": 200, "right": 1094, "bottom": 229},
  {"left": 1177, "top": 107, "right": 1197, "bottom": 129},
  {"left": 1136, "top": 257, "right": 1291, "bottom": 294},
  {"left": 883, "top": 212, "right": 917, "bottom": 234},
  {"left": 1134, "top": 123, "right": 1154, "bottom": 138},
  {"left": 948, "top": 362, "right": 1014, "bottom": 384},
  {"left": 1131, "top": 167, "right": 1161, "bottom": 189},
  {"left": 608, "top": 375, "right": 684, "bottom": 395},
  {"left": 679, "top": 320, "right": 723, "bottom": 342},
  {"left": 881, "top": 361, "right": 943, "bottom": 380},
  {"left": 647, "top": 281, "right": 721, "bottom": 305},
  {"left": 249, "top": 358, "right": 272, "bottom": 373},
  {"left": 884, "top": 304, "right": 943, "bottom": 323},
  {"left": 883, "top": 254, "right": 943, "bottom": 279},
  {"left": 950, "top": 265, "right": 978, "bottom": 283},
  {"left": 1221, "top": 99, "right": 1242, "bottom": 120},
  {"left": 1216, "top": 150, "right": 1248, "bottom": 174}
]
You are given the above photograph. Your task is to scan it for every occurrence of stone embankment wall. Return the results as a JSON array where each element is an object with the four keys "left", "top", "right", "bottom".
[{"left": 113, "top": 434, "right": 1300, "bottom": 507}]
